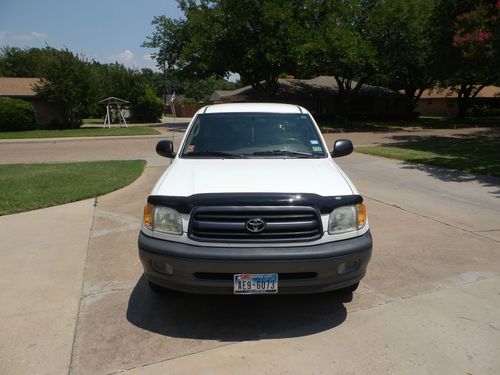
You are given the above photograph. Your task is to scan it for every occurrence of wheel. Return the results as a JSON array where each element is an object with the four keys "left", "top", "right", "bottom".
[
  {"left": 337, "top": 282, "right": 359, "bottom": 294},
  {"left": 148, "top": 280, "right": 168, "bottom": 294}
]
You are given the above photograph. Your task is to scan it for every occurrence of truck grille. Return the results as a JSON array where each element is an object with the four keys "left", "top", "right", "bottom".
[{"left": 189, "top": 206, "right": 323, "bottom": 243}]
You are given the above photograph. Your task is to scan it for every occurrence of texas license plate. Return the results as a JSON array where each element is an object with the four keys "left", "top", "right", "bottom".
[{"left": 234, "top": 273, "right": 278, "bottom": 294}]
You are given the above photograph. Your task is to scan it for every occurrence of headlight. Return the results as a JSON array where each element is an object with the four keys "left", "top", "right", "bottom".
[
  {"left": 328, "top": 203, "right": 366, "bottom": 234},
  {"left": 143, "top": 204, "right": 183, "bottom": 235}
]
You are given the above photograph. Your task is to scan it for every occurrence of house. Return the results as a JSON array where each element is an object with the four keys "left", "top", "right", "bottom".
[
  {"left": 0, "top": 77, "right": 64, "bottom": 127},
  {"left": 211, "top": 76, "right": 406, "bottom": 119},
  {"left": 416, "top": 86, "right": 500, "bottom": 117}
]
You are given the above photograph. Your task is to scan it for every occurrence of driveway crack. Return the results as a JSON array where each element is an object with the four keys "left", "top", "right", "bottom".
[
  {"left": 364, "top": 194, "right": 500, "bottom": 244},
  {"left": 67, "top": 199, "right": 98, "bottom": 375}
]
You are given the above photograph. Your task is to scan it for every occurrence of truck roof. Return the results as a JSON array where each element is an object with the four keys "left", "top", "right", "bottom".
[{"left": 201, "top": 103, "right": 306, "bottom": 114}]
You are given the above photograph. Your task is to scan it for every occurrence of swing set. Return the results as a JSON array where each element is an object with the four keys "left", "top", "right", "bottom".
[{"left": 98, "top": 97, "right": 129, "bottom": 128}]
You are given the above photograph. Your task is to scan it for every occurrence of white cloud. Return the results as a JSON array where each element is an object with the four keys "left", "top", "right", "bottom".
[
  {"left": 13, "top": 31, "right": 47, "bottom": 41},
  {"left": 117, "top": 49, "right": 134, "bottom": 63},
  {"left": 31, "top": 32, "right": 47, "bottom": 39},
  {"left": 143, "top": 53, "right": 154, "bottom": 61},
  {"left": 110, "top": 49, "right": 135, "bottom": 64},
  {"left": 0, "top": 31, "right": 6, "bottom": 41}
]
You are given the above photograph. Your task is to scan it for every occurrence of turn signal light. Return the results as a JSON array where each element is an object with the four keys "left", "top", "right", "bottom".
[
  {"left": 143, "top": 203, "right": 154, "bottom": 229},
  {"left": 356, "top": 203, "right": 367, "bottom": 229}
]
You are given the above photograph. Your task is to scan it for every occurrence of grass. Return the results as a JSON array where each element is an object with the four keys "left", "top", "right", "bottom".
[
  {"left": 0, "top": 160, "right": 146, "bottom": 215},
  {"left": 0, "top": 127, "right": 160, "bottom": 139},
  {"left": 82, "top": 118, "right": 104, "bottom": 124},
  {"left": 356, "top": 137, "right": 500, "bottom": 177},
  {"left": 318, "top": 116, "right": 500, "bottom": 133}
]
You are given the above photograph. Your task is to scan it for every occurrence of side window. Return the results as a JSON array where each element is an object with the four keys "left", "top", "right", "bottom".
[{"left": 183, "top": 117, "right": 201, "bottom": 153}]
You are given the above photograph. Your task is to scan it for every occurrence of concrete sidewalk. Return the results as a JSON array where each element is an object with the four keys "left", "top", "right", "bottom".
[{"left": 0, "top": 199, "right": 95, "bottom": 375}]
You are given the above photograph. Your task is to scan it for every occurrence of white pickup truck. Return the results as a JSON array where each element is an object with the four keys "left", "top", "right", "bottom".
[{"left": 139, "top": 103, "right": 372, "bottom": 295}]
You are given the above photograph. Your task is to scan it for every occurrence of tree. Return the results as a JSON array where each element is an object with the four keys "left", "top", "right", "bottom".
[
  {"left": 34, "top": 49, "right": 98, "bottom": 127},
  {"left": 143, "top": 0, "right": 304, "bottom": 97},
  {"left": 298, "top": 0, "right": 382, "bottom": 122},
  {"left": 433, "top": 0, "right": 500, "bottom": 118},
  {"left": 0, "top": 46, "right": 47, "bottom": 77},
  {"left": 370, "top": 0, "right": 439, "bottom": 119},
  {"left": 92, "top": 63, "right": 164, "bottom": 122}
]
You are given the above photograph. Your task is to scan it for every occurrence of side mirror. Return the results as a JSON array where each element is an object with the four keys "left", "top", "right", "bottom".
[
  {"left": 331, "top": 139, "right": 353, "bottom": 158},
  {"left": 156, "top": 140, "right": 175, "bottom": 158}
]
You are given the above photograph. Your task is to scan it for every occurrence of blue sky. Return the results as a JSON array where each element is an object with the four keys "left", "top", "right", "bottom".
[{"left": 0, "top": 0, "right": 183, "bottom": 70}]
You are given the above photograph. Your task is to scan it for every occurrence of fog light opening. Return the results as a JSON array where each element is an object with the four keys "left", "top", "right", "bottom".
[
  {"left": 151, "top": 260, "right": 174, "bottom": 276},
  {"left": 337, "top": 260, "right": 359, "bottom": 275}
]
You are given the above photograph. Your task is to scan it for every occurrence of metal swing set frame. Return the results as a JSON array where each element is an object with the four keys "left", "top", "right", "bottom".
[{"left": 98, "top": 97, "right": 129, "bottom": 128}]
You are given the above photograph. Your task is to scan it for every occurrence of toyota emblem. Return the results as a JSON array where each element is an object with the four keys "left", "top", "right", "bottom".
[{"left": 245, "top": 218, "right": 266, "bottom": 233}]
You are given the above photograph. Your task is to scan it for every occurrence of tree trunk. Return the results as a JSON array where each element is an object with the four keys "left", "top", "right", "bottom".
[
  {"left": 456, "top": 96, "right": 468, "bottom": 119},
  {"left": 455, "top": 83, "right": 483, "bottom": 120},
  {"left": 403, "top": 88, "right": 418, "bottom": 120},
  {"left": 335, "top": 77, "right": 366, "bottom": 124},
  {"left": 340, "top": 96, "right": 351, "bottom": 124}
]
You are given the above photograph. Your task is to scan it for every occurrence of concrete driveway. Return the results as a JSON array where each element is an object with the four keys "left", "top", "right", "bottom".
[{"left": 1, "top": 128, "right": 499, "bottom": 374}]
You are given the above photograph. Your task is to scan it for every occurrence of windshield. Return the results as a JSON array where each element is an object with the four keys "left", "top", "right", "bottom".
[{"left": 180, "top": 113, "right": 327, "bottom": 158}]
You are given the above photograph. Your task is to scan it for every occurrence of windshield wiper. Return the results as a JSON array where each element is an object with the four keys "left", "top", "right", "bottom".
[
  {"left": 252, "top": 150, "right": 321, "bottom": 158},
  {"left": 183, "top": 151, "right": 247, "bottom": 158}
]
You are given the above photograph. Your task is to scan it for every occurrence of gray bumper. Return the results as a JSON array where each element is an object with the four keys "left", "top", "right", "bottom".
[{"left": 138, "top": 231, "right": 372, "bottom": 294}]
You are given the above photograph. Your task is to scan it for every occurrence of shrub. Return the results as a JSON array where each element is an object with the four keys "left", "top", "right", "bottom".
[
  {"left": 0, "top": 97, "right": 37, "bottom": 131},
  {"left": 131, "top": 86, "right": 163, "bottom": 122},
  {"left": 177, "top": 97, "right": 198, "bottom": 105}
]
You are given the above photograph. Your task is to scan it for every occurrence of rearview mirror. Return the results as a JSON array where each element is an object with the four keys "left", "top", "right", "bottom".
[
  {"left": 331, "top": 139, "right": 353, "bottom": 158},
  {"left": 156, "top": 140, "right": 175, "bottom": 158}
]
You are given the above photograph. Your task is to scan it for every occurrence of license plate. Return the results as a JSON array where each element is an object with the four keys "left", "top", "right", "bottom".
[{"left": 234, "top": 273, "right": 278, "bottom": 294}]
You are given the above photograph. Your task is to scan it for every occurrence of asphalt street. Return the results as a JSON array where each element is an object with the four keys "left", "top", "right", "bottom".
[{"left": 0, "top": 128, "right": 499, "bottom": 374}]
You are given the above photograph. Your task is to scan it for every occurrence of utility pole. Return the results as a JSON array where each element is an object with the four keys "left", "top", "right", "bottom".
[{"left": 163, "top": 61, "right": 168, "bottom": 106}]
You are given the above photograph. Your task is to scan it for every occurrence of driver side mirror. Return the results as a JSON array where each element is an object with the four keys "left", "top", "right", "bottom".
[
  {"left": 156, "top": 140, "right": 175, "bottom": 158},
  {"left": 331, "top": 139, "right": 353, "bottom": 158}
]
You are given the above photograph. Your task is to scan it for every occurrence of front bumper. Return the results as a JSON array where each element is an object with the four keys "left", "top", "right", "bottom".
[{"left": 138, "top": 230, "right": 372, "bottom": 294}]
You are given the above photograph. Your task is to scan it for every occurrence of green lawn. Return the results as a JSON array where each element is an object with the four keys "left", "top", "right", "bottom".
[
  {"left": 82, "top": 118, "right": 105, "bottom": 124},
  {"left": 356, "top": 137, "right": 500, "bottom": 177},
  {"left": 0, "top": 127, "right": 160, "bottom": 139},
  {"left": 0, "top": 160, "right": 146, "bottom": 215},
  {"left": 319, "top": 116, "right": 500, "bottom": 133}
]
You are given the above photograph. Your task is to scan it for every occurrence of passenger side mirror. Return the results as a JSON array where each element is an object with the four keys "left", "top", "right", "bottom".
[
  {"left": 331, "top": 139, "right": 353, "bottom": 158},
  {"left": 156, "top": 140, "right": 175, "bottom": 158}
]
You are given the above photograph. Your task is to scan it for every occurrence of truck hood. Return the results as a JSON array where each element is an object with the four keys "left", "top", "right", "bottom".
[{"left": 152, "top": 158, "right": 355, "bottom": 197}]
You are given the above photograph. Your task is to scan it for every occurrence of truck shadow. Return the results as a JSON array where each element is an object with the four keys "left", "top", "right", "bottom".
[{"left": 126, "top": 276, "right": 349, "bottom": 341}]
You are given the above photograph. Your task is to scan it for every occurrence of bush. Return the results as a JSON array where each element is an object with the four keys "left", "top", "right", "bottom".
[
  {"left": 177, "top": 97, "right": 198, "bottom": 105},
  {"left": 131, "top": 86, "right": 163, "bottom": 122},
  {"left": 0, "top": 97, "right": 37, "bottom": 131},
  {"left": 471, "top": 105, "right": 500, "bottom": 117}
]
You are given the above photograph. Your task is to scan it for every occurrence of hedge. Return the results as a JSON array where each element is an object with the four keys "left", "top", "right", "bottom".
[{"left": 0, "top": 97, "right": 37, "bottom": 131}]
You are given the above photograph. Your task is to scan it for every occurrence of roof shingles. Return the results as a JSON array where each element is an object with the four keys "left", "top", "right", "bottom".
[{"left": 0, "top": 77, "right": 41, "bottom": 97}]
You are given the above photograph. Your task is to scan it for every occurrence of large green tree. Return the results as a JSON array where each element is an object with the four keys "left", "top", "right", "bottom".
[
  {"left": 0, "top": 46, "right": 63, "bottom": 78},
  {"left": 0, "top": 47, "right": 165, "bottom": 125},
  {"left": 433, "top": 0, "right": 500, "bottom": 118},
  {"left": 143, "top": 0, "right": 304, "bottom": 97},
  {"left": 33, "top": 49, "right": 98, "bottom": 127},
  {"left": 370, "top": 0, "right": 439, "bottom": 118},
  {"left": 298, "top": 0, "right": 383, "bottom": 122}
]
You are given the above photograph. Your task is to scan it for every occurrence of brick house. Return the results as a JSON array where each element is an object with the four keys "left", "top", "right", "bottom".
[
  {"left": 0, "top": 77, "right": 64, "bottom": 127},
  {"left": 416, "top": 86, "right": 500, "bottom": 117},
  {"left": 211, "top": 76, "right": 406, "bottom": 119}
]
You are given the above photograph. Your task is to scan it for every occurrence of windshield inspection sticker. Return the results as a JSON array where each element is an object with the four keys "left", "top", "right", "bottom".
[
  {"left": 310, "top": 140, "right": 319, "bottom": 144},
  {"left": 186, "top": 145, "right": 195, "bottom": 152},
  {"left": 312, "top": 146, "right": 323, "bottom": 152}
]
